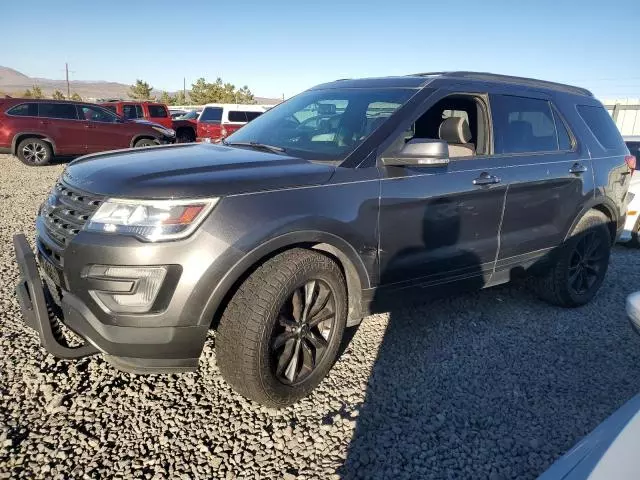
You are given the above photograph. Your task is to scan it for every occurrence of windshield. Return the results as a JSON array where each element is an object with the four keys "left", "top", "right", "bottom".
[
  {"left": 225, "top": 88, "right": 416, "bottom": 160},
  {"left": 181, "top": 110, "right": 200, "bottom": 120}
]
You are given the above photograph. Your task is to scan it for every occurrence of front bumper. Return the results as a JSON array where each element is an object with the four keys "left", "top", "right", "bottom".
[{"left": 13, "top": 233, "right": 207, "bottom": 373}]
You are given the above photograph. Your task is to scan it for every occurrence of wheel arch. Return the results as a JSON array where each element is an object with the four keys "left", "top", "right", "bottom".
[
  {"left": 129, "top": 135, "right": 158, "bottom": 148},
  {"left": 12, "top": 133, "right": 57, "bottom": 155},
  {"left": 204, "top": 231, "right": 371, "bottom": 330},
  {"left": 565, "top": 197, "right": 619, "bottom": 244}
]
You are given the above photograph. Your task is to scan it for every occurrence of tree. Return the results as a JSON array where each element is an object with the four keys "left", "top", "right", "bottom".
[
  {"left": 70, "top": 92, "right": 82, "bottom": 101},
  {"left": 52, "top": 90, "right": 66, "bottom": 100},
  {"left": 129, "top": 79, "right": 154, "bottom": 100},
  {"left": 173, "top": 90, "right": 187, "bottom": 105},
  {"left": 188, "top": 77, "right": 256, "bottom": 104},
  {"left": 159, "top": 91, "right": 173, "bottom": 106},
  {"left": 22, "top": 89, "right": 33, "bottom": 98},
  {"left": 31, "top": 85, "right": 45, "bottom": 99}
]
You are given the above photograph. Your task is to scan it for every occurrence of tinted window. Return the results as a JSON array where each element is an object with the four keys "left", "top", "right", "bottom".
[
  {"left": 38, "top": 103, "right": 78, "bottom": 120},
  {"left": 123, "top": 104, "right": 144, "bottom": 119},
  {"left": 80, "top": 105, "right": 118, "bottom": 123},
  {"left": 148, "top": 105, "right": 168, "bottom": 118},
  {"left": 577, "top": 105, "right": 625, "bottom": 150},
  {"left": 102, "top": 105, "right": 117, "bottom": 113},
  {"left": 492, "top": 95, "right": 559, "bottom": 153},
  {"left": 7, "top": 103, "right": 38, "bottom": 117},
  {"left": 199, "top": 107, "right": 223, "bottom": 122},
  {"left": 228, "top": 111, "right": 263, "bottom": 122},
  {"left": 553, "top": 109, "right": 573, "bottom": 150}
]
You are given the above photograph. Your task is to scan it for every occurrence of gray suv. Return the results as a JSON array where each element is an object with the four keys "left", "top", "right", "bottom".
[{"left": 14, "top": 72, "right": 633, "bottom": 406}]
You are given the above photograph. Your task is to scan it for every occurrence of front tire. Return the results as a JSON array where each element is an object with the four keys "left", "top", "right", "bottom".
[
  {"left": 16, "top": 138, "right": 52, "bottom": 166},
  {"left": 134, "top": 138, "right": 157, "bottom": 148},
  {"left": 533, "top": 210, "right": 611, "bottom": 307},
  {"left": 216, "top": 249, "right": 347, "bottom": 407}
]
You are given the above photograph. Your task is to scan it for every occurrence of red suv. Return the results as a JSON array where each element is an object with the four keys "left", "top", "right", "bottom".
[
  {"left": 99, "top": 101, "right": 173, "bottom": 129},
  {"left": 196, "top": 103, "right": 270, "bottom": 143},
  {"left": 0, "top": 98, "right": 176, "bottom": 166}
]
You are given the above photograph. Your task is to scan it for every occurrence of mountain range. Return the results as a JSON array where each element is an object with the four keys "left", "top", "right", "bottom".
[{"left": 0, "top": 66, "right": 281, "bottom": 105}]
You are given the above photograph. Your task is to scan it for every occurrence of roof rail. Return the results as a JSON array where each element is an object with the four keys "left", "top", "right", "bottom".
[{"left": 411, "top": 71, "right": 593, "bottom": 97}]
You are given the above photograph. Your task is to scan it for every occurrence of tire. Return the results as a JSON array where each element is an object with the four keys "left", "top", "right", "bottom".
[
  {"left": 134, "top": 138, "right": 157, "bottom": 148},
  {"left": 216, "top": 248, "right": 347, "bottom": 407},
  {"left": 176, "top": 128, "right": 196, "bottom": 143},
  {"left": 533, "top": 210, "right": 611, "bottom": 307},
  {"left": 16, "top": 138, "right": 52, "bottom": 166}
]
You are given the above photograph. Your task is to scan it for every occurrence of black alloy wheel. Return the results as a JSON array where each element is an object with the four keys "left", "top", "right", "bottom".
[
  {"left": 271, "top": 279, "right": 336, "bottom": 385},
  {"left": 567, "top": 230, "right": 608, "bottom": 296}
]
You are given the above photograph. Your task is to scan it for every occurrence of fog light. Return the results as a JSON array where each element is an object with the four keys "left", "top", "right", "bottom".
[{"left": 87, "top": 265, "right": 167, "bottom": 313}]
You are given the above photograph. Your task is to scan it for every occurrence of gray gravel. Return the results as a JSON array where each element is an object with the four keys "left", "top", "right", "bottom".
[{"left": 2, "top": 153, "right": 640, "bottom": 479}]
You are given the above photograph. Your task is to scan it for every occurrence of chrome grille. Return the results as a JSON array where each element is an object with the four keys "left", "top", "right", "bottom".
[{"left": 40, "top": 182, "right": 103, "bottom": 247}]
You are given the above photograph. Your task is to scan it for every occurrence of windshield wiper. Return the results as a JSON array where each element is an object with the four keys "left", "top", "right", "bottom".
[{"left": 223, "top": 141, "right": 286, "bottom": 154}]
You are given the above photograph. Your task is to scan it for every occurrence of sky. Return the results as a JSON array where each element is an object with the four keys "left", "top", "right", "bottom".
[{"left": 3, "top": 0, "right": 640, "bottom": 100}]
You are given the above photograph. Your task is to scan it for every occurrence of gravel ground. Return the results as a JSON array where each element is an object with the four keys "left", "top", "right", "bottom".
[{"left": 2, "top": 153, "right": 640, "bottom": 479}]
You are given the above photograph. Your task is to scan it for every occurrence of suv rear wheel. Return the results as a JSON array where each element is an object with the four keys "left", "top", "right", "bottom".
[
  {"left": 533, "top": 209, "right": 611, "bottom": 307},
  {"left": 16, "top": 138, "right": 52, "bottom": 166},
  {"left": 216, "top": 249, "right": 347, "bottom": 407}
]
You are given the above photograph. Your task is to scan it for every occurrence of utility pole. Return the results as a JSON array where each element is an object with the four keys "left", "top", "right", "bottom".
[
  {"left": 183, "top": 77, "right": 186, "bottom": 104},
  {"left": 65, "top": 63, "right": 70, "bottom": 99}
]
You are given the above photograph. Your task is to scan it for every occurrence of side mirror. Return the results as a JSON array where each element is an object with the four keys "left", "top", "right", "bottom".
[{"left": 382, "top": 138, "right": 450, "bottom": 167}]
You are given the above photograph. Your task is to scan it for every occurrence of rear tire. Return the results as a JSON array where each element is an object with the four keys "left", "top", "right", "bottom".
[
  {"left": 533, "top": 210, "right": 611, "bottom": 307},
  {"left": 628, "top": 216, "right": 640, "bottom": 248},
  {"left": 216, "top": 249, "right": 347, "bottom": 407},
  {"left": 134, "top": 138, "right": 157, "bottom": 148},
  {"left": 16, "top": 138, "right": 52, "bottom": 166},
  {"left": 176, "top": 128, "right": 196, "bottom": 143}
]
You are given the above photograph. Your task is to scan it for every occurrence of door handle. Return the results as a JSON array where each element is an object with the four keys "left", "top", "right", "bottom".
[
  {"left": 569, "top": 163, "right": 588, "bottom": 175},
  {"left": 39, "top": 120, "right": 49, "bottom": 125},
  {"left": 473, "top": 173, "right": 501, "bottom": 186},
  {"left": 84, "top": 124, "right": 94, "bottom": 129}
]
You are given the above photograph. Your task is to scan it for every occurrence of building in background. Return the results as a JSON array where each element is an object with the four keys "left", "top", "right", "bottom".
[{"left": 604, "top": 99, "right": 640, "bottom": 135}]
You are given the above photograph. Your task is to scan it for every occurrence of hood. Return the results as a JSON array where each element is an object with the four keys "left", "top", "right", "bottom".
[
  {"left": 63, "top": 143, "right": 336, "bottom": 198},
  {"left": 130, "top": 118, "right": 166, "bottom": 128}
]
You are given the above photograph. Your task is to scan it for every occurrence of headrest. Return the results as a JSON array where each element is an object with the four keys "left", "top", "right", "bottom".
[{"left": 439, "top": 117, "right": 472, "bottom": 144}]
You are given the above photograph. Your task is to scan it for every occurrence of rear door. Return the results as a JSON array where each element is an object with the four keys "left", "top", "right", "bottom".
[
  {"left": 79, "top": 104, "right": 132, "bottom": 153},
  {"left": 122, "top": 103, "right": 144, "bottom": 121},
  {"left": 489, "top": 92, "right": 594, "bottom": 277},
  {"left": 37, "top": 102, "right": 86, "bottom": 155},
  {"left": 147, "top": 104, "right": 172, "bottom": 128},
  {"left": 197, "top": 106, "right": 223, "bottom": 142}
]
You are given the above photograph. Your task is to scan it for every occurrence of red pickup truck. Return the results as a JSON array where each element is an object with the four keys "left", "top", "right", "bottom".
[{"left": 99, "top": 101, "right": 173, "bottom": 129}]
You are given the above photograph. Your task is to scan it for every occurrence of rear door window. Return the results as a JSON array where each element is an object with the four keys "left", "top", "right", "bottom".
[
  {"left": 199, "top": 107, "right": 223, "bottom": 123},
  {"left": 102, "top": 105, "right": 117, "bottom": 113},
  {"left": 491, "top": 95, "right": 563, "bottom": 154},
  {"left": 148, "top": 104, "right": 168, "bottom": 118},
  {"left": 7, "top": 103, "right": 38, "bottom": 117},
  {"left": 38, "top": 103, "right": 79, "bottom": 120},
  {"left": 577, "top": 105, "right": 625, "bottom": 150},
  {"left": 122, "top": 104, "right": 144, "bottom": 119}
]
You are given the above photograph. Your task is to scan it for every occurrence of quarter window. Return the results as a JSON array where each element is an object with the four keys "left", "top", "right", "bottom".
[
  {"left": 148, "top": 105, "right": 168, "bottom": 118},
  {"left": 38, "top": 103, "right": 78, "bottom": 120},
  {"left": 577, "top": 105, "right": 625, "bottom": 150},
  {"left": 7, "top": 103, "right": 38, "bottom": 117},
  {"left": 228, "top": 111, "right": 263, "bottom": 122},
  {"left": 123, "top": 104, "right": 144, "bottom": 119},
  {"left": 492, "top": 95, "right": 562, "bottom": 154}
]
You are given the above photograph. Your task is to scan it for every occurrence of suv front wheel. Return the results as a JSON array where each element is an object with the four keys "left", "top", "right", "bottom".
[
  {"left": 534, "top": 209, "right": 611, "bottom": 307},
  {"left": 16, "top": 138, "right": 52, "bottom": 166},
  {"left": 216, "top": 249, "right": 347, "bottom": 407}
]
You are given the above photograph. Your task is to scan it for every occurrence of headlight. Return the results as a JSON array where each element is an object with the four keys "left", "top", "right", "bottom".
[
  {"left": 84, "top": 198, "right": 218, "bottom": 241},
  {"left": 152, "top": 126, "right": 175, "bottom": 137}
]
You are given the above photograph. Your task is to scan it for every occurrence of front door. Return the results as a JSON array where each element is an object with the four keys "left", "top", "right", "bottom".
[
  {"left": 78, "top": 105, "right": 132, "bottom": 153},
  {"left": 378, "top": 92, "right": 506, "bottom": 289}
]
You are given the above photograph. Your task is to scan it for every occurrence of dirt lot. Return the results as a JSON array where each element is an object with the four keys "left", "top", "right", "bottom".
[{"left": 1, "top": 153, "right": 640, "bottom": 479}]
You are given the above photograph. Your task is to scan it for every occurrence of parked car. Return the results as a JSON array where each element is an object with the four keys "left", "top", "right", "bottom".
[
  {"left": 170, "top": 109, "right": 188, "bottom": 119},
  {"left": 619, "top": 136, "right": 640, "bottom": 246},
  {"left": 196, "top": 103, "right": 269, "bottom": 143},
  {"left": 13, "top": 72, "right": 632, "bottom": 406},
  {"left": 99, "top": 101, "right": 174, "bottom": 129},
  {"left": 538, "top": 392, "right": 640, "bottom": 479},
  {"left": 0, "top": 98, "right": 176, "bottom": 166},
  {"left": 172, "top": 110, "right": 201, "bottom": 143}
]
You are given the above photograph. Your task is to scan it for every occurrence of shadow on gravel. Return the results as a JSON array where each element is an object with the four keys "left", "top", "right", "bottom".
[{"left": 339, "top": 206, "right": 640, "bottom": 479}]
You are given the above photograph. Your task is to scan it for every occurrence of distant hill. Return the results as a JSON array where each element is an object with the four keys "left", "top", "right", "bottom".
[{"left": 0, "top": 66, "right": 281, "bottom": 105}]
